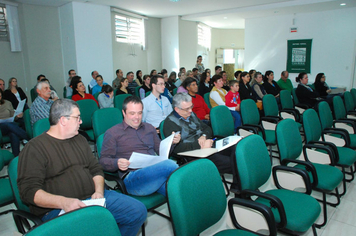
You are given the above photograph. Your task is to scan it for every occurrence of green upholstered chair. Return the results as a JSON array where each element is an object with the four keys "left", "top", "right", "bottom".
[
  {"left": 279, "top": 90, "right": 303, "bottom": 121},
  {"left": 344, "top": 91, "right": 356, "bottom": 115},
  {"left": 238, "top": 99, "right": 277, "bottom": 158},
  {"left": 172, "top": 88, "right": 178, "bottom": 96},
  {"left": 276, "top": 119, "right": 343, "bottom": 228},
  {"left": 24, "top": 109, "right": 33, "bottom": 140},
  {"left": 0, "top": 155, "right": 14, "bottom": 216},
  {"left": 210, "top": 105, "right": 235, "bottom": 138},
  {"left": 24, "top": 206, "right": 121, "bottom": 236},
  {"left": 134, "top": 86, "right": 142, "bottom": 97},
  {"left": 145, "top": 91, "right": 151, "bottom": 97},
  {"left": 351, "top": 88, "right": 356, "bottom": 105},
  {"left": 87, "top": 85, "right": 92, "bottom": 94},
  {"left": 114, "top": 94, "right": 132, "bottom": 112},
  {"left": 167, "top": 158, "right": 277, "bottom": 236},
  {"left": 33, "top": 118, "right": 50, "bottom": 138},
  {"left": 93, "top": 92, "right": 100, "bottom": 101},
  {"left": 332, "top": 96, "right": 356, "bottom": 134},
  {"left": 76, "top": 99, "right": 99, "bottom": 142},
  {"left": 0, "top": 149, "right": 14, "bottom": 166},
  {"left": 30, "top": 88, "right": 38, "bottom": 103},
  {"left": 8, "top": 157, "right": 43, "bottom": 233},
  {"left": 92, "top": 107, "right": 122, "bottom": 142},
  {"left": 292, "top": 88, "right": 309, "bottom": 110},
  {"left": 204, "top": 92, "right": 212, "bottom": 109},
  {"left": 234, "top": 135, "right": 321, "bottom": 235},
  {"left": 303, "top": 109, "right": 356, "bottom": 183},
  {"left": 96, "top": 134, "right": 168, "bottom": 236}
]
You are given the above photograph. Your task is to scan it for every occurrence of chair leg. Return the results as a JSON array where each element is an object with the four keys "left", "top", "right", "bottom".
[
  {"left": 326, "top": 187, "right": 341, "bottom": 207},
  {"left": 141, "top": 223, "right": 145, "bottom": 236},
  {"left": 221, "top": 174, "right": 230, "bottom": 197},
  {"left": 312, "top": 224, "right": 317, "bottom": 236}
]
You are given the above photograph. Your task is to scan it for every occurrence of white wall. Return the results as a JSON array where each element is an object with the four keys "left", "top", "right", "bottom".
[
  {"left": 245, "top": 7, "right": 356, "bottom": 89},
  {"left": 161, "top": 16, "right": 179, "bottom": 73},
  {"left": 179, "top": 18, "right": 197, "bottom": 71}
]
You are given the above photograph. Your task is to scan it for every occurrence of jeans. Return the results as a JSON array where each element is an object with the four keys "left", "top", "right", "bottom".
[
  {"left": 124, "top": 159, "right": 178, "bottom": 196},
  {"left": 0, "top": 122, "right": 27, "bottom": 156},
  {"left": 41, "top": 190, "right": 147, "bottom": 236},
  {"left": 230, "top": 110, "right": 242, "bottom": 131}
]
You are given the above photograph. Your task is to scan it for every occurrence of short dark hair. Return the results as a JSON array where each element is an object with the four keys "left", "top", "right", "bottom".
[
  {"left": 179, "top": 67, "right": 185, "bottom": 72},
  {"left": 234, "top": 70, "right": 242, "bottom": 79},
  {"left": 37, "top": 74, "right": 46, "bottom": 81},
  {"left": 150, "top": 75, "right": 164, "bottom": 88},
  {"left": 192, "top": 68, "right": 198, "bottom": 72},
  {"left": 101, "top": 84, "right": 113, "bottom": 93},
  {"left": 219, "top": 71, "right": 226, "bottom": 76},
  {"left": 96, "top": 75, "right": 103, "bottom": 80},
  {"left": 197, "top": 55, "right": 202, "bottom": 59},
  {"left": 68, "top": 69, "right": 75, "bottom": 75},
  {"left": 182, "top": 77, "right": 197, "bottom": 89},
  {"left": 215, "top": 65, "right": 222, "bottom": 71},
  {"left": 91, "top": 71, "right": 96, "bottom": 76},
  {"left": 126, "top": 71, "right": 133, "bottom": 76},
  {"left": 122, "top": 95, "right": 143, "bottom": 113},
  {"left": 264, "top": 70, "right": 274, "bottom": 82},
  {"left": 49, "top": 99, "right": 79, "bottom": 126},
  {"left": 229, "top": 80, "right": 239, "bottom": 87},
  {"left": 211, "top": 74, "right": 222, "bottom": 84},
  {"left": 116, "top": 69, "right": 122, "bottom": 74}
]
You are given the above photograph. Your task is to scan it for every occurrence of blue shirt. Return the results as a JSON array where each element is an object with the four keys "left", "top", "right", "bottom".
[
  {"left": 142, "top": 93, "right": 173, "bottom": 128},
  {"left": 92, "top": 83, "right": 108, "bottom": 95},
  {"left": 30, "top": 96, "right": 54, "bottom": 125}
]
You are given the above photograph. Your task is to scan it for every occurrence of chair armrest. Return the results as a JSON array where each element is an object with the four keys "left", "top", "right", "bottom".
[
  {"left": 306, "top": 141, "right": 339, "bottom": 164},
  {"left": 272, "top": 165, "right": 313, "bottom": 195},
  {"left": 322, "top": 128, "right": 350, "bottom": 147},
  {"left": 295, "top": 103, "right": 309, "bottom": 109},
  {"left": 13, "top": 210, "right": 42, "bottom": 234},
  {"left": 228, "top": 198, "right": 277, "bottom": 236},
  {"left": 303, "top": 143, "right": 336, "bottom": 166},
  {"left": 334, "top": 119, "right": 356, "bottom": 133},
  {"left": 236, "top": 125, "right": 259, "bottom": 135},
  {"left": 261, "top": 116, "right": 281, "bottom": 123},
  {"left": 103, "top": 171, "right": 128, "bottom": 194},
  {"left": 240, "top": 189, "right": 286, "bottom": 229},
  {"left": 279, "top": 108, "right": 300, "bottom": 121},
  {"left": 281, "top": 158, "right": 318, "bottom": 188}
]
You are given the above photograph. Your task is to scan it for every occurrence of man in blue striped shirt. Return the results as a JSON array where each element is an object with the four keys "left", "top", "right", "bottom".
[{"left": 30, "top": 81, "right": 54, "bottom": 125}]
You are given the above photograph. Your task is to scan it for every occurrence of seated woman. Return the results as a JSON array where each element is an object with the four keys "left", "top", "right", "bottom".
[
  {"left": 71, "top": 80, "right": 99, "bottom": 106},
  {"left": 314, "top": 73, "right": 331, "bottom": 98},
  {"left": 295, "top": 72, "right": 322, "bottom": 108},
  {"left": 165, "top": 72, "right": 176, "bottom": 95},
  {"left": 91, "top": 75, "right": 108, "bottom": 95},
  {"left": 135, "top": 70, "right": 143, "bottom": 86},
  {"left": 0, "top": 89, "right": 28, "bottom": 156},
  {"left": 97, "top": 85, "right": 114, "bottom": 109},
  {"left": 209, "top": 74, "right": 227, "bottom": 108},
  {"left": 250, "top": 72, "right": 267, "bottom": 101},
  {"left": 198, "top": 71, "right": 212, "bottom": 96},
  {"left": 177, "top": 77, "right": 191, "bottom": 94},
  {"left": 239, "top": 72, "right": 255, "bottom": 102},
  {"left": 116, "top": 77, "right": 133, "bottom": 96},
  {"left": 139, "top": 75, "right": 151, "bottom": 99},
  {"left": 263, "top": 70, "right": 281, "bottom": 98},
  {"left": 4, "top": 77, "right": 28, "bottom": 112}
]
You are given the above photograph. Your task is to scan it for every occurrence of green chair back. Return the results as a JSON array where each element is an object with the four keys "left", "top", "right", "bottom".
[
  {"left": 76, "top": 99, "right": 99, "bottom": 131},
  {"left": 318, "top": 101, "right": 334, "bottom": 130},
  {"left": 24, "top": 109, "right": 33, "bottom": 139},
  {"left": 173, "top": 88, "right": 178, "bottom": 96},
  {"left": 25, "top": 206, "right": 121, "bottom": 236},
  {"left": 114, "top": 94, "right": 132, "bottom": 112},
  {"left": 159, "top": 120, "right": 166, "bottom": 139},
  {"left": 145, "top": 91, "right": 151, "bottom": 97},
  {"left": 1, "top": 149, "right": 14, "bottom": 166},
  {"left": 92, "top": 108, "right": 122, "bottom": 141},
  {"left": 344, "top": 91, "right": 355, "bottom": 112},
  {"left": 241, "top": 99, "right": 260, "bottom": 125},
  {"left": 93, "top": 92, "right": 100, "bottom": 101},
  {"left": 292, "top": 88, "right": 300, "bottom": 105},
  {"left": 87, "top": 85, "right": 92, "bottom": 94},
  {"left": 350, "top": 88, "right": 356, "bottom": 105},
  {"left": 8, "top": 157, "right": 30, "bottom": 212},
  {"left": 303, "top": 109, "right": 322, "bottom": 143},
  {"left": 235, "top": 135, "right": 271, "bottom": 190},
  {"left": 309, "top": 84, "right": 315, "bottom": 90},
  {"left": 276, "top": 119, "right": 303, "bottom": 162},
  {"left": 166, "top": 159, "right": 226, "bottom": 236},
  {"left": 333, "top": 96, "right": 347, "bottom": 120},
  {"left": 0, "top": 156, "right": 14, "bottom": 207},
  {"left": 203, "top": 92, "right": 211, "bottom": 109},
  {"left": 30, "top": 88, "right": 38, "bottom": 103},
  {"left": 96, "top": 134, "right": 105, "bottom": 157},
  {"left": 135, "top": 86, "right": 142, "bottom": 97},
  {"left": 33, "top": 118, "right": 50, "bottom": 138},
  {"left": 210, "top": 105, "right": 234, "bottom": 137},
  {"left": 263, "top": 94, "right": 279, "bottom": 117},
  {"left": 280, "top": 90, "right": 294, "bottom": 109}
]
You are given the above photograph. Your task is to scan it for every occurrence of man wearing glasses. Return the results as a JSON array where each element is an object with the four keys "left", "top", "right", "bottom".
[
  {"left": 18, "top": 99, "right": 147, "bottom": 236},
  {"left": 142, "top": 75, "right": 173, "bottom": 130}
]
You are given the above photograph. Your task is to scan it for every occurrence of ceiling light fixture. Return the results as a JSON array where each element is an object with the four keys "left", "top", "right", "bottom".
[
  {"left": 170, "top": 0, "right": 181, "bottom": 2},
  {"left": 340, "top": 3, "right": 346, "bottom": 6}
]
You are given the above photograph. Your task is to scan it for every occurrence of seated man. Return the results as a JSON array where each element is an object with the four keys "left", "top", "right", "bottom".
[
  {"left": 18, "top": 99, "right": 147, "bottom": 236},
  {"left": 126, "top": 71, "right": 138, "bottom": 94},
  {"left": 277, "top": 70, "right": 293, "bottom": 92},
  {"left": 163, "top": 93, "right": 237, "bottom": 189},
  {"left": 30, "top": 81, "right": 54, "bottom": 125},
  {"left": 184, "top": 77, "right": 210, "bottom": 123},
  {"left": 100, "top": 96, "right": 180, "bottom": 197},
  {"left": 89, "top": 70, "right": 99, "bottom": 89},
  {"left": 34, "top": 74, "right": 56, "bottom": 94},
  {"left": 142, "top": 75, "right": 172, "bottom": 129}
]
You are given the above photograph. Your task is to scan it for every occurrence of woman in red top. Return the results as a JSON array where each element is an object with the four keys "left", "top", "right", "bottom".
[{"left": 71, "top": 80, "right": 99, "bottom": 107}]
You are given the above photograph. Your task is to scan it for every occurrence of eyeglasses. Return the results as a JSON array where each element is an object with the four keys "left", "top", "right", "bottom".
[
  {"left": 156, "top": 83, "right": 165, "bottom": 86},
  {"left": 64, "top": 115, "right": 82, "bottom": 122},
  {"left": 178, "top": 104, "right": 194, "bottom": 112}
]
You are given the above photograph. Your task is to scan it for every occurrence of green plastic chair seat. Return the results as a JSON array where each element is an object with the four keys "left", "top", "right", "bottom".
[
  {"left": 336, "top": 146, "right": 356, "bottom": 166},
  {"left": 0, "top": 178, "right": 13, "bottom": 205},
  {"left": 84, "top": 130, "right": 95, "bottom": 141},
  {"left": 130, "top": 192, "right": 166, "bottom": 210},
  {"left": 256, "top": 189, "right": 320, "bottom": 233},
  {"left": 2, "top": 150, "right": 14, "bottom": 165},
  {"left": 2, "top": 135, "right": 10, "bottom": 144},
  {"left": 214, "top": 229, "right": 257, "bottom": 236}
]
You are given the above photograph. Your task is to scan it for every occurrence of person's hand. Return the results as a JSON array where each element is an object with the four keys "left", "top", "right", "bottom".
[
  {"left": 16, "top": 112, "right": 23, "bottom": 118},
  {"left": 117, "top": 158, "right": 130, "bottom": 171},
  {"left": 91, "top": 191, "right": 104, "bottom": 199},
  {"left": 275, "top": 94, "right": 280, "bottom": 97},
  {"left": 62, "top": 198, "right": 86, "bottom": 213},
  {"left": 204, "top": 114, "right": 210, "bottom": 120},
  {"left": 327, "top": 89, "right": 331, "bottom": 94},
  {"left": 172, "top": 132, "right": 181, "bottom": 144},
  {"left": 198, "top": 135, "right": 206, "bottom": 147},
  {"left": 235, "top": 104, "right": 240, "bottom": 111},
  {"left": 200, "top": 139, "right": 214, "bottom": 149}
]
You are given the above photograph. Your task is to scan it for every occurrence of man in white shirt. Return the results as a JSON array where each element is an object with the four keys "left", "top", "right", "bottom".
[
  {"left": 142, "top": 75, "right": 173, "bottom": 129},
  {"left": 89, "top": 70, "right": 99, "bottom": 89}
]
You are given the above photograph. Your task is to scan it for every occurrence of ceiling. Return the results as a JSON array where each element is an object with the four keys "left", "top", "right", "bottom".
[{"left": 5, "top": 0, "right": 356, "bottom": 29}]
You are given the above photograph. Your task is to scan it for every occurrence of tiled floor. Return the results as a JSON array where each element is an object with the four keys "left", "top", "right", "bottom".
[{"left": 1, "top": 154, "right": 356, "bottom": 235}]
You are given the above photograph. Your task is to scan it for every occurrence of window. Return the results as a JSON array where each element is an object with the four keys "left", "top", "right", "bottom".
[
  {"left": 0, "top": 4, "right": 8, "bottom": 41},
  {"left": 197, "top": 23, "right": 211, "bottom": 51},
  {"left": 114, "top": 14, "right": 145, "bottom": 48}
]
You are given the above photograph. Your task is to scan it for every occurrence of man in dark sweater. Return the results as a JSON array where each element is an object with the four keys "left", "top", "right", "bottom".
[{"left": 18, "top": 99, "right": 146, "bottom": 236}]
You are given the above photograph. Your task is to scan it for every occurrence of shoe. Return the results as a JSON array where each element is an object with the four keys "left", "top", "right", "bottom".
[
  {"left": 22, "top": 140, "right": 28, "bottom": 146},
  {"left": 4, "top": 143, "right": 11, "bottom": 149}
]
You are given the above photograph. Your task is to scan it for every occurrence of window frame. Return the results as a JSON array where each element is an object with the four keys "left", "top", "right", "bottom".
[
  {"left": 0, "top": 4, "right": 9, "bottom": 42},
  {"left": 114, "top": 13, "right": 145, "bottom": 49}
]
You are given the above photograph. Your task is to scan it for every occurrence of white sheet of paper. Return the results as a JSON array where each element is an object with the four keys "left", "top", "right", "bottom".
[
  {"left": 0, "top": 117, "right": 14, "bottom": 123},
  {"left": 128, "top": 133, "right": 175, "bottom": 169},
  {"left": 14, "top": 99, "right": 26, "bottom": 117},
  {"left": 58, "top": 198, "right": 106, "bottom": 216},
  {"left": 215, "top": 135, "right": 242, "bottom": 152}
]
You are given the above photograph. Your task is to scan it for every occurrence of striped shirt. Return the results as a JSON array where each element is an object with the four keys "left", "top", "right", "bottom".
[{"left": 30, "top": 96, "right": 53, "bottom": 125}]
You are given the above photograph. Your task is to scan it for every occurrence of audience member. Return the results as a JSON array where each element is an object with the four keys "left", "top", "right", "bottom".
[
  {"left": 225, "top": 80, "right": 242, "bottom": 130},
  {"left": 161, "top": 69, "right": 167, "bottom": 75},
  {"left": 234, "top": 70, "right": 242, "bottom": 82},
  {"left": 209, "top": 74, "right": 227, "bottom": 108},
  {"left": 40, "top": 78, "right": 59, "bottom": 101},
  {"left": 166, "top": 72, "right": 177, "bottom": 94},
  {"left": 98, "top": 85, "right": 114, "bottom": 109},
  {"left": 314, "top": 73, "right": 331, "bottom": 98},
  {"left": 295, "top": 72, "right": 321, "bottom": 108},
  {"left": 0, "top": 89, "right": 27, "bottom": 156},
  {"left": 195, "top": 55, "right": 205, "bottom": 75},
  {"left": 277, "top": 71, "right": 293, "bottom": 92},
  {"left": 198, "top": 71, "right": 211, "bottom": 96},
  {"left": 177, "top": 77, "right": 191, "bottom": 94},
  {"left": 34, "top": 74, "right": 56, "bottom": 94},
  {"left": 142, "top": 75, "right": 173, "bottom": 128},
  {"left": 185, "top": 70, "right": 193, "bottom": 78},
  {"left": 205, "top": 68, "right": 211, "bottom": 74},
  {"left": 163, "top": 72, "right": 174, "bottom": 95},
  {"left": 150, "top": 69, "right": 157, "bottom": 77},
  {"left": 100, "top": 96, "right": 181, "bottom": 197},
  {"left": 116, "top": 77, "right": 132, "bottom": 95},
  {"left": 174, "top": 71, "right": 186, "bottom": 88},
  {"left": 91, "top": 75, "right": 108, "bottom": 95},
  {"left": 18, "top": 99, "right": 147, "bottom": 236},
  {"left": 248, "top": 69, "right": 256, "bottom": 81},
  {"left": 4, "top": 77, "right": 28, "bottom": 112},
  {"left": 250, "top": 72, "right": 267, "bottom": 101},
  {"left": 214, "top": 65, "right": 222, "bottom": 76},
  {"left": 239, "top": 72, "right": 256, "bottom": 102},
  {"left": 135, "top": 70, "right": 143, "bottom": 86},
  {"left": 113, "top": 69, "right": 124, "bottom": 90},
  {"left": 89, "top": 71, "right": 99, "bottom": 89},
  {"left": 0, "top": 78, "right": 5, "bottom": 91},
  {"left": 263, "top": 70, "right": 281, "bottom": 98},
  {"left": 30, "top": 81, "right": 54, "bottom": 125},
  {"left": 139, "top": 75, "right": 151, "bottom": 99},
  {"left": 66, "top": 69, "right": 76, "bottom": 97},
  {"left": 186, "top": 77, "right": 210, "bottom": 122},
  {"left": 179, "top": 67, "right": 186, "bottom": 74},
  {"left": 126, "top": 72, "right": 138, "bottom": 94},
  {"left": 192, "top": 68, "right": 199, "bottom": 81},
  {"left": 220, "top": 71, "right": 230, "bottom": 91},
  {"left": 71, "top": 80, "right": 99, "bottom": 106}
]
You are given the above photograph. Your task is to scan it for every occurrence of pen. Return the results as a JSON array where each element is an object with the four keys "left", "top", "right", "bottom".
[{"left": 212, "top": 138, "right": 217, "bottom": 141}]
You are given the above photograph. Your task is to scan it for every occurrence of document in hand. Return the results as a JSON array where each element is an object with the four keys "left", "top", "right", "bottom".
[
  {"left": 14, "top": 99, "right": 26, "bottom": 116},
  {"left": 177, "top": 135, "right": 242, "bottom": 158},
  {"left": 59, "top": 198, "right": 106, "bottom": 215},
  {"left": 128, "top": 133, "right": 176, "bottom": 169}
]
